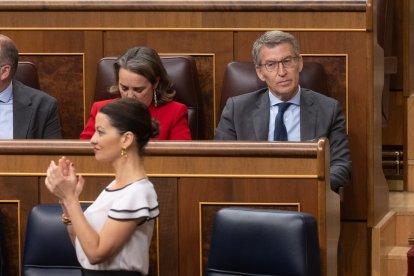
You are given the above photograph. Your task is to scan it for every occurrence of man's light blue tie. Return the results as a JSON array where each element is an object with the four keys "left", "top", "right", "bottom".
[{"left": 274, "top": 102, "right": 292, "bottom": 141}]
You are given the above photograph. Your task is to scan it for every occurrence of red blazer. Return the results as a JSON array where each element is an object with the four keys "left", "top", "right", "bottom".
[{"left": 80, "top": 99, "right": 192, "bottom": 140}]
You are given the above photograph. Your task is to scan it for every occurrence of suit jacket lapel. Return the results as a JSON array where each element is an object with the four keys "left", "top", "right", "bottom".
[
  {"left": 300, "top": 89, "right": 317, "bottom": 141},
  {"left": 13, "top": 82, "right": 33, "bottom": 139},
  {"left": 252, "top": 90, "right": 270, "bottom": 140}
]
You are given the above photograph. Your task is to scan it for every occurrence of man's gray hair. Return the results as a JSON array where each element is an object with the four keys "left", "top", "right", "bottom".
[{"left": 252, "top": 30, "right": 300, "bottom": 65}]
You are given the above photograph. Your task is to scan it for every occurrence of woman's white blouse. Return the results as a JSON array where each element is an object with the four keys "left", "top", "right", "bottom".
[{"left": 75, "top": 179, "right": 159, "bottom": 274}]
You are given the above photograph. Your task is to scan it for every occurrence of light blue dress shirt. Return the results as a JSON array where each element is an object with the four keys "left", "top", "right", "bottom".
[
  {"left": 0, "top": 81, "right": 14, "bottom": 139},
  {"left": 268, "top": 86, "right": 301, "bottom": 141}
]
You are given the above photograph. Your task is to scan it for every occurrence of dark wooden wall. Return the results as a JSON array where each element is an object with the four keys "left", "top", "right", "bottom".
[
  {"left": 0, "top": 140, "right": 337, "bottom": 276},
  {"left": 0, "top": 1, "right": 388, "bottom": 275}
]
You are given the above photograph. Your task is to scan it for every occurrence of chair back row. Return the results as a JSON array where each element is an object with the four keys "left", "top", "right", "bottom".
[
  {"left": 207, "top": 208, "right": 321, "bottom": 276},
  {"left": 14, "top": 61, "right": 40, "bottom": 90},
  {"left": 22, "top": 204, "right": 90, "bottom": 276},
  {"left": 21, "top": 204, "right": 321, "bottom": 276},
  {"left": 220, "top": 61, "right": 328, "bottom": 111},
  {"left": 15, "top": 58, "right": 329, "bottom": 140},
  {"left": 94, "top": 56, "right": 201, "bottom": 139}
]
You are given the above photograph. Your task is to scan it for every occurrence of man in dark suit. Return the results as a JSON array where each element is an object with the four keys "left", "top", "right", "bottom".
[
  {"left": 215, "top": 30, "right": 351, "bottom": 193},
  {"left": 0, "top": 34, "right": 61, "bottom": 139}
]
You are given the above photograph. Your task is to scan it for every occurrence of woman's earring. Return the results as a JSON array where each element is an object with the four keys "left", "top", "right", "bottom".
[
  {"left": 121, "top": 147, "right": 128, "bottom": 157},
  {"left": 153, "top": 89, "right": 158, "bottom": 107}
]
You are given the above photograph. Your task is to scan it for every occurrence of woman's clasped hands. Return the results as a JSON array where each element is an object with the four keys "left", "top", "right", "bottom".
[{"left": 45, "top": 156, "right": 84, "bottom": 203}]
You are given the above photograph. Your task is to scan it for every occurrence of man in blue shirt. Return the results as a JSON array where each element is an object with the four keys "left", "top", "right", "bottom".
[
  {"left": 214, "top": 30, "right": 351, "bottom": 193},
  {"left": 0, "top": 34, "right": 61, "bottom": 139}
]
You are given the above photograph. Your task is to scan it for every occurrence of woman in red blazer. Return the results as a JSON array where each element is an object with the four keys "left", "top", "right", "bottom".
[{"left": 80, "top": 46, "right": 191, "bottom": 140}]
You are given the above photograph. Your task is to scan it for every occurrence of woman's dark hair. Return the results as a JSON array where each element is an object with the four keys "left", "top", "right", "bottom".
[
  {"left": 99, "top": 98, "right": 159, "bottom": 153},
  {"left": 110, "top": 46, "right": 176, "bottom": 107}
]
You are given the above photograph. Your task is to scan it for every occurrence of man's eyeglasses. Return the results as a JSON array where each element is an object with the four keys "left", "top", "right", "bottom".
[{"left": 258, "top": 56, "right": 299, "bottom": 72}]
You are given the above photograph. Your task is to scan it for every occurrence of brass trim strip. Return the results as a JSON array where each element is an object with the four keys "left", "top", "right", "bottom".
[
  {"left": 82, "top": 53, "right": 87, "bottom": 127},
  {"left": 345, "top": 54, "right": 349, "bottom": 132},
  {"left": 0, "top": 172, "right": 319, "bottom": 178},
  {"left": 20, "top": 52, "right": 84, "bottom": 56},
  {"left": 156, "top": 218, "right": 160, "bottom": 276},
  {"left": 0, "top": 27, "right": 367, "bottom": 32},
  {"left": 0, "top": 1, "right": 368, "bottom": 12},
  {"left": 199, "top": 201, "right": 301, "bottom": 208},
  {"left": 161, "top": 53, "right": 213, "bottom": 56}
]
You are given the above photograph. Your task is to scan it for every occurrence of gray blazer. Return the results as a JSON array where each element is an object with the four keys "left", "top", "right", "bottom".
[
  {"left": 214, "top": 87, "right": 351, "bottom": 192},
  {"left": 13, "top": 80, "right": 62, "bottom": 139}
]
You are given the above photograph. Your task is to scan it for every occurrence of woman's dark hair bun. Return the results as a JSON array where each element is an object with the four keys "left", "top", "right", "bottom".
[{"left": 99, "top": 98, "right": 158, "bottom": 154}]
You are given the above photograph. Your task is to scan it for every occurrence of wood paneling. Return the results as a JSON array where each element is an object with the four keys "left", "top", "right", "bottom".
[
  {"left": 0, "top": 1, "right": 391, "bottom": 275},
  {"left": 382, "top": 92, "right": 404, "bottom": 145},
  {"left": 0, "top": 201, "right": 20, "bottom": 276},
  {"left": 0, "top": 11, "right": 366, "bottom": 29},
  {"left": 404, "top": 0, "right": 414, "bottom": 193},
  {"left": 339, "top": 222, "right": 369, "bottom": 276},
  {"left": 19, "top": 55, "right": 84, "bottom": 138},
  {"left": 0, "top": 14, "right": 381, "bottom": 231},
  {"left": 0, "top": 177, "right": 38, "bottom": 276},
  {"left": 0, "top": 139, "right": 337, "bottom": 276},
  {"left": 0, "top": 0, "right": 368, "bottom": 12},
  {"left": 372, "top": 212, "right": 395, "bottom": 276},
  {"left": 179, "top": 178, "right": 321, "bottom": 275},
  {"left": 407, "top": 96, "right": 414, "bottom": 191}
]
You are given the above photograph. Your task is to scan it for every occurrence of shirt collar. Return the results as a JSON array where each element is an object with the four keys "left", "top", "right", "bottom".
[
  {"left": 0, "top": 81, "right": 13, "bottom": 103},
  {"left": 268, "top": 85, "right": 301, "bottom": 106}
]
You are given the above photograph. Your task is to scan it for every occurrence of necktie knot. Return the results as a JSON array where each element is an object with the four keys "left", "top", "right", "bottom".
[
  {"left": 274, "top": 102, "right": 291, "bottom": 141},
  {"left": 277, "top": 102, "right": 291, "bottom": 113}
]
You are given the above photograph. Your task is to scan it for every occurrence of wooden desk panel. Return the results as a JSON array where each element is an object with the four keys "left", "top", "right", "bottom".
[
  {"left": 179, "top": 178, "right": 321, "bottom": 275},
  {"left": 0, "top": 1, "right": 383, "bottom": 274},
  {"left": 0, "top": 139, "right": 338, "bottom": 276}
]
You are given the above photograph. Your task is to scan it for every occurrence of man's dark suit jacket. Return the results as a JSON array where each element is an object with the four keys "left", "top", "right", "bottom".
[
  {"left": 214, "top": 87, "right": 351, "bottom": 192},
  {"left": 12, "top": 80, "right": 62, "bottom": 139}
]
